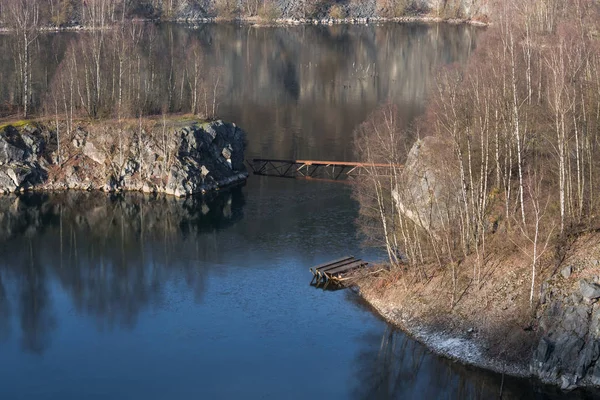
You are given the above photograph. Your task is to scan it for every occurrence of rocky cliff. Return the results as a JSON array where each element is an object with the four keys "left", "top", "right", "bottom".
[
  {"left": 0, "top": 119, "right": 248, "bottom": 196},
  {"left": 533, "top": 254, "right": 600, "bottom": 390}
]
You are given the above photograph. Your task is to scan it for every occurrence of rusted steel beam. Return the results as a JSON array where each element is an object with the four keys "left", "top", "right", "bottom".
[
  {"left": 251, "top": 158, "right": 402, "bottom": 168},
  {"left": 248, "top": 158, "right": 401, "bottom": 181}
]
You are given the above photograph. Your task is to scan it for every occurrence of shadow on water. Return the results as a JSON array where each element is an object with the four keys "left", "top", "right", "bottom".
[{"left": 0, "top": 188, "right": 245, "bottom": 352}]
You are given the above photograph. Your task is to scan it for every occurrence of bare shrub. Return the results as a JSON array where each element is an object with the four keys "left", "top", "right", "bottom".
[
  {"left": 214, "top": 0, "right": 238, "bottom": 19},
  {"left": 435, "top": 0, "right": 463, "bottom": 19},
  {"left": 376, "top": 0, "right": 423, "bottom": 18},
  {"left": 328, "top": 4, "right": 344, "bottom": 19},
  {"left": 257, "top": 0, "right": 280, "bottom": 21}
]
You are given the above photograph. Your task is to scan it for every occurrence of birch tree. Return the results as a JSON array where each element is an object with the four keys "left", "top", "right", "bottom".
[{"left": 6, "top": 0, "right": 40, "bottom": 117}]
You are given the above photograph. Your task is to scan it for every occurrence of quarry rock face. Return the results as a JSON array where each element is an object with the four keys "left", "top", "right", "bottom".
[{"left": 0, "top": 120, "right": 248, "bottom": 197}]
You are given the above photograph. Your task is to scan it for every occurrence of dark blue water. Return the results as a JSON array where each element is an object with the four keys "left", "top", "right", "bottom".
[{"left": 0, "top": 178, "right": 588, "bottom": 399}]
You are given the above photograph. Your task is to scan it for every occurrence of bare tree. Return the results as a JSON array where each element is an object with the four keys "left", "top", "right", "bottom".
[
  {"left": 511, "top": 168, "right": 555, "bottom": 306},
  {"left": 5, "top": 0, "right": 40, "bottom": 117},
  {"left": 354, "top": 104, "right": 409, "bottom": 270}
]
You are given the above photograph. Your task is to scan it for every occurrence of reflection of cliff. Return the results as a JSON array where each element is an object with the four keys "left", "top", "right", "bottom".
[
  {"left": 0, "top": 189, "right": 245, "bottom": 352},
  {"left": 0, "top": 24, "right": 477, "bottom": 161},
  {"left": 211, "top": 23, "right": 478, "bottom": 161}
]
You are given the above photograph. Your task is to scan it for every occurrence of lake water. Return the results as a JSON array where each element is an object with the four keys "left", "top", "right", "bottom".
[{"left": 0, "top": 23, "right": 594, "bottom": 399}]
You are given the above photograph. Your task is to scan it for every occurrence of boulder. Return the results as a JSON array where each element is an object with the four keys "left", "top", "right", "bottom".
[
  {"left": 392, "top": 135, "right": 460, "bottom": 237},
  {"left": 83, "top": 141, "right": 105, "bottom": 165},
  {"left": 21, "top": 132, "right": 44, "bottom": 160},
  {"left": 580, "top": 280, "right": 600, "bottom": 300},
  {"left": 562, "top": 265, "right": 573, "bottom": 279},
  {"left": 0, "top": 137, "right": 25, "bottom": 165},
  {"left": 0, "top": 169, "right": 18, "bottom": 193}
]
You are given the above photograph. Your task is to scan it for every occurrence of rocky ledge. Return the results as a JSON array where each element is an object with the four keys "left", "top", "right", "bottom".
[
  {"left": 533, "top": 261, "right": 600, "bottom": 390},
  {"left": 0, "top": 118, "right": 248, "bottom": 196}
]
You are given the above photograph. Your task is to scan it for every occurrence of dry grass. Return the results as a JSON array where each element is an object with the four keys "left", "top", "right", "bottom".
[
  {"left": 0, "top": 119, "right": 34, "bottom": 131},
  {"left": 357, "top": 230, "right": 600, "bottom": 367},
  {"left": 354, "top": 233, "right": 566, "bottom": 366}
]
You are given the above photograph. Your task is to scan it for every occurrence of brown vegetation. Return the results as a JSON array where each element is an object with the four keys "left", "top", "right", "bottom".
[
  {"left": 353, "top": 0, "right": 600, "bottom": 349},
  {"left": 257, "top": 0, "right": 280, "bottom": 21}
]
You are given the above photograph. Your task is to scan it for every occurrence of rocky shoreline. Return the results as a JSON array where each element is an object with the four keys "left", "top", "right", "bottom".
[
  {"left": 355, "top": 287, "right": 530, "bottom": 378},
  {"left": 0, "top": 118, "right": 248, "bottom": 197},
  {"left": 178, "top": 15, "right": 488, "bottom": 26},
  {"left": 348, "top": 132, "right": 600, "bottom": 392},
  {"left": 355, "top": 242, "right": 600, "bottom": 393}
]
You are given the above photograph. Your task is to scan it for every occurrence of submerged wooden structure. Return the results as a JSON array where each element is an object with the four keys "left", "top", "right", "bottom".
[
  {"left": 310, "top": 256, "right": 368, "bottom": 288},
  {"left": 247, "top": 159, "right": 397, "bottom": 181}
]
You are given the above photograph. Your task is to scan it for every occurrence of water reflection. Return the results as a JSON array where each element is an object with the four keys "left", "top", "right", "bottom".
[
  {"left": 0, "top": 188, "right": 245, "bottom": 349},
  {"left": 0, "top": 180, "right": 598, "bottom": 398},
  {"left": 0, "top": 274, "right": 8, "bottom": 343},
  {"left": 0, "top": 23, "right": 477, "bottom": 161}
]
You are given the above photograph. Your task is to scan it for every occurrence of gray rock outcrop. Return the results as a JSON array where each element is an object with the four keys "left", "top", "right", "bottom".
[
  {"left": 392, "top": 135, "right": 460, "bottom": 238},
  {"left": 0, "top": 120, "right": 248, "bottom": 197},
  {"left": 0, "top": 126, "right": 46, "bottom": 193},
  {"left": 581, "top": 280, "right": 600, "bottom": 301},
  {"left": 532, "top": 277, "right": 600, "bottom": 389}
]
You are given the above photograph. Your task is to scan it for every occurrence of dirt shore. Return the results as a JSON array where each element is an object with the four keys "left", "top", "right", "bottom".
[{"left": 355, "top": 285, "right": 530, "bottom": 379}]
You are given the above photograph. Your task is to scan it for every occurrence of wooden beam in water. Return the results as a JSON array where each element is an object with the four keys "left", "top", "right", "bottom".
[
  {"left": 310, "top": 256, "right": 354, "bottom": 274},
  {"left": 316, "top": 258, "right": 358, "bottom": 274},
  {"left": 310, "top": 256, "right": 371, "bottom": 288},
  {"left": 323, "top": 260, "right": 368, "bottom": 277}
]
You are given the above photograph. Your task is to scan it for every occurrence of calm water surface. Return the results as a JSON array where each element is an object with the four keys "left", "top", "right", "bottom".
[{"left": 0, "top": 23, "right": 593, "bottom": 399}]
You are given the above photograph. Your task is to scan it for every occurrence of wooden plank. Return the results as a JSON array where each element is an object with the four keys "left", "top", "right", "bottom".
[
  {"left": 323, "top": 260, "right": 368, "bottom": 276},
  {"left": 317, "top": 258, "right": 358, "bottom": 273},
  {"left": 311, "top": 256, "right": 354, "bottom": 271}
]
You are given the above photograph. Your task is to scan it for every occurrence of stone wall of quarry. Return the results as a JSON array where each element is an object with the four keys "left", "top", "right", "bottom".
[{"left": 0, "top": 119, "right": 248, "bottom": 197}]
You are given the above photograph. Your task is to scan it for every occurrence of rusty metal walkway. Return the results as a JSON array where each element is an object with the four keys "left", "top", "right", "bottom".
[
  {"left": 310, "top": 256, "right": 369, "bottom": 288},
  {"left": 246, "top": 159, "right": 399, "bottom": 181}
]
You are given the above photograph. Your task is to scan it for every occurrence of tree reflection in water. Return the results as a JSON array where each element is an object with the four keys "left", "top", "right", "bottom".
[
  {"left": 0, "top": 188, "right": 245, "bottom": 352},
  {"left": 0, "top": 273, "right": 10, "bottom": 344},
  {"left": 0, "top": 23, "right": 478, "bottom": 161}
]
